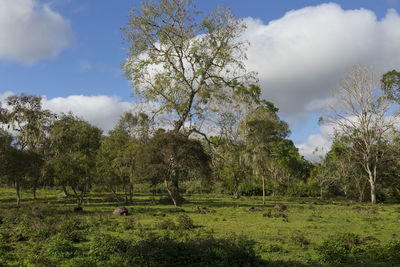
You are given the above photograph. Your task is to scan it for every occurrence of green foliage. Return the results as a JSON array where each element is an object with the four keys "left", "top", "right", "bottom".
[
  {"left": 176, "top": 214, "right": 195, "bottom": 230},
  {"left": 45, "top": 234, "right": 77, "bottom": 259},
  {"left": 88, "top": 234, "right": 129, "bottom": 262},
  {"left": 316, "top": 233, "right": 400, "bottom": 265}
]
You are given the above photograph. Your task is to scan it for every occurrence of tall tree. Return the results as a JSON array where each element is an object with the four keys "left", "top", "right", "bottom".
[
  {"left": 96, "top": 113, "right": 144, "bottom": 203},
  {"left": 49, "top": 113, "right": 102, "bottom": 205},
  {"left": 240, "top": 105, "right": 290, "bottom": 203},
  {"left": 4, "top": 94, "right": 54, "bottom": 200},
  {"left": 323, "top": 66, "right": 399, "bottom": 203},
  {"left": 122, "top": 0, "right": 256, "bottom": 133}
]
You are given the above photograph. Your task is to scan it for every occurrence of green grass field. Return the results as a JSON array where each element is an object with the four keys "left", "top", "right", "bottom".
[{"left": 1, "top": 188, "right": 400, "bottom": 266}]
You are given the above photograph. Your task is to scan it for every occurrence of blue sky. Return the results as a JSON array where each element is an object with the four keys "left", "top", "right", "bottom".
[{"left": 1, "top": 0, "right": 400, "bottom": 160}]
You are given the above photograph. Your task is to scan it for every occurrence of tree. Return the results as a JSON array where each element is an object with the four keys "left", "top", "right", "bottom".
[
  {"left": 96, "top": 113, "right": 144, "bottom": 203},
  {"left": 122, "top": 0, "right": 255, "bottom": 133},
  {"left": 4, "top": 94, "right": 54, "bottom": 200},
  {"left": 0, "top": 129, "right": 29, "bottom": 206},
  {"left": 381, "top": 70, "right": 400, "bottom": 103},
  {"left": 240, "top": 105, "right": 290, "bottom": 203},
  {"left": 49, "top": 113, "right": 102, "bottom": 205},
  {"left": 139, "top": 131, "right": 210, "bottom": 206},
  {"left": 324, "top": 66, "right": 399, "bottom": 203}
]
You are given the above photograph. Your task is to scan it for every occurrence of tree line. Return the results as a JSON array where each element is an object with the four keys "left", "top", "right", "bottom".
[{"left": 1, "top": 0, "right": 399, "bottom": 206}]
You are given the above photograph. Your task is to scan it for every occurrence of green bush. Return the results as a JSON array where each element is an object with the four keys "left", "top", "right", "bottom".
[
  {"left": 45, "top": 234, "right": 77, "bottom": 259},
  {"left": 88, "top": 234, "right": 129, "bottom": 262},
  {"left": 176, "top": 214, "right": 194, "bottom": 230},
  {"left": 316, "top": 233, "right": 400, "bottom": 265},
  {"left": 239, "top": 181, "right": 263, "bottom": 196},
  {"left": 58, "top": 218, "right": 88, "bottom": 242},
  {"left": 155, "top": 218, "right": 177, "bottom": 230}
]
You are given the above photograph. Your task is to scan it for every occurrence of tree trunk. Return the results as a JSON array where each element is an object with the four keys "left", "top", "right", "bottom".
[
  {"left": 62, "top": 185, "right": 69, "bottom": 197},
  {"left": 129, "top": 173, "right": 133, "bottom": 203},
  {"left": 71, "top": 186, "right": 82, "bottom": 206},
  {"left": 262, "top": 176, "right": 265, "bottom": 205},
  {"left": 109, "top": 186, "right": 120, "bottom": 202},
  {"left": 370, "top": 178, "right": 376, "bottom": 204},
  {"left": 15, "top": 179, "right": 21, "bottom": 207},
  {"left": 367, "top": 167, "right": 376, "bottom": 204},
  {"left": 320, "top": 186, "right": 323, "bottom": 199},
  {"left": 32, "top": 183, "right": 37, "bottom": 200},
  {"left": 123, "top": 181, "right": 128, "bottom": 204},
  {"left": 164, "top": 179, "right": 177, "bottom": 206}
]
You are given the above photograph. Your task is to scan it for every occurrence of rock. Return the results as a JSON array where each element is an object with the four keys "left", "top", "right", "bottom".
[
  {"left": 262, "top": 211, "right": 271, "bottom": 217},
  {"left": 113, "top": 207, "right": 129, "bottom": 216},
  {"left": 274, "top": 203, "right": 287, "bottom": 211},
  {"left": 274, "top": 212, "right": 287, "bottom": 218},
  {"left": 153, "top": 211, "right": 166, "bottom": 217},
  {"left": 73, "top": 206, "right": 83, "bottom": 213}
]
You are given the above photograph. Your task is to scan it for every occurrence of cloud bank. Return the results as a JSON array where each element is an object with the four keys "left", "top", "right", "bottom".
[
  {"left": 244, "top": 3, "right": 400, "bottom": 119},
  {"left": 0, "top": 0, "right": 73, "bottom": 65}
]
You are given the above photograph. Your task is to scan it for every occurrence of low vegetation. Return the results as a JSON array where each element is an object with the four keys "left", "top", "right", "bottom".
[{"left": 0, "top": 189, "right": 399, "bottom": 266}]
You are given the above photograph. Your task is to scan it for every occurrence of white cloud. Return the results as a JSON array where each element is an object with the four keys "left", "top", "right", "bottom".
[
  {"left": 243, "top": 3, "right": 400, "bottom": 119},
  {"left": 41, "top": 95, "right": 132, "bottom": 133},
  {"left": 0, "top": 0, "right": 73, "bottom": 65},
  {"left": 296, "top": 124, "right": 333, "bottom": 162}
]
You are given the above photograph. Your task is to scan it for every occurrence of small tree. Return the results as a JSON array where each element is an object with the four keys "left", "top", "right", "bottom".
[
  {"left": 240, "top": 105, "right": 290, "bottom": 203},
  {"left": 49, "top": 113, "right": 102, "bottom": 205},
  {"left": 139, "top": 131, "right": 210, "bottom": 206},
  {"left": 3, "top": 94, "right": 54, "bottom": 200}
]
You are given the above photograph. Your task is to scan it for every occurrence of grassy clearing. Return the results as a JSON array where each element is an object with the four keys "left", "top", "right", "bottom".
[{"left": 1, "top": 189, "right": 400, "bottom": 266}]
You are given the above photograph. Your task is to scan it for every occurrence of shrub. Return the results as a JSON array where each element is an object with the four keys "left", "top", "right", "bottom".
[
  {"left": 45, "top": 234, "right": 77, "bottom": 259},
  {"left": 176, "top": 214, "right": 194, "bottom": 230},
  {"left": 316, "top": 233, "right": 400, "bottom": 265},
  {"left": 155, "top": 218, "right": 177, "bottom": 230},
  {"left": 88, "top": 234, "right": 129, "bottom": 262},
  {"left": 58, "top": 218, "right": 88, "bottom": 242},
  {"left": 316, "top": 233, "right": 362, "bottom": 265}
]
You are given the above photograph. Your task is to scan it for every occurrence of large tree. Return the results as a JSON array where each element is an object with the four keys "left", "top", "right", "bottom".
[
  {"left": 324, "top": 66, "right": 399, "bottom": 203},
  {"left": 122, "top": 0, "right": 256, "bottom": 133}
]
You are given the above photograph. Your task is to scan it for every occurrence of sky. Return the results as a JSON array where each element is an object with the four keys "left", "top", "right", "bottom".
[{"left": 1, "top": 0, "right": 400, "bottom": 161}]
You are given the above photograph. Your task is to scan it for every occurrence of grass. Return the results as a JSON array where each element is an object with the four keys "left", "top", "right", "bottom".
[{"left": 1, "top": 188, "right": 400, "bottom": 266}]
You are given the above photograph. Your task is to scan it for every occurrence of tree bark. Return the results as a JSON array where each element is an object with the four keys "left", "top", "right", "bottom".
[
  {"left": 129, "top": 173, "right": 133, "bottom": 203},
  {"left": 262, "top": 176, "right": 265, "bottom": 205},
  {"left": 62, "top": 185, "right": 69, "bottom": 197},
  {"left": 367, "top": 167, "right": 377, "bottom": 203},
  {"left": 71, "top": 186, "right": 82, "bottom": 206},
  {"left": 15, "top": 179, "right": 21, "bottom": 207},
  {"left": 164, "top": 179, "right": 177, "bottom": 206}
]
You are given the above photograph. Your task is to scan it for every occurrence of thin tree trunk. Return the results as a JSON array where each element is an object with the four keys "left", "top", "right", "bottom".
[
  {"left": 129, "top": 173, "right": 133, "bottom": 203},
  {"left": 109, "top": 186, "right": 120, "bottom": 202},
  {"left": 164, "top": 179, "right": 177, "bottom": 206},
  {"left": 15, "top": 179, "right": 21, "bottom": 207},
  {"left": 123, "top": 180, "right": 128, "bottom": 204},
  {"left": 62, "top": 185, "right": 69, "bottom": 197},
  {"left": 262, "top": 176, "right": 265, "bottom": 205},
  {"left": 71, "top": 186, "right": 82, "bottom": 206}
]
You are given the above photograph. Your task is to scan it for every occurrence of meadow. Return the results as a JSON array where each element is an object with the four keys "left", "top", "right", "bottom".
[{"left": 1, "top": 188, "right": 400, "bottom": 266}]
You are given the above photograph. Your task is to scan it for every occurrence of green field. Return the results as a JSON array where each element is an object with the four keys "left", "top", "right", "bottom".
[{"left": 1, "top": 189, "right": 400, "bottom": 266}]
